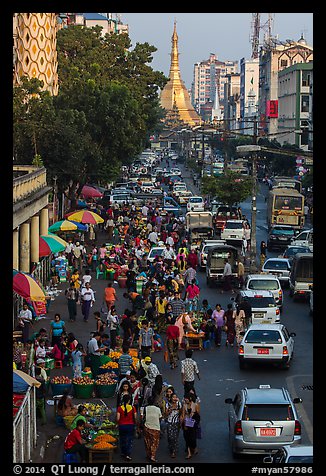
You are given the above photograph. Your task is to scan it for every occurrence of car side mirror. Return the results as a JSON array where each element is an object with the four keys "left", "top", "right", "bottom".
[
  {"left": 293, "top": 397, "right": 302, "bottom": 404},
  {"left": 225, "top": 398, "right": 233, "bottom": 404},
  {"left": 290, "top": 332, "right": 296, "bottom": 337}
]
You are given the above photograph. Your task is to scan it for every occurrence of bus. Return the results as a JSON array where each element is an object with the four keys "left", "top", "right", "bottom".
[
  {"left": 267, "top": 187, "right": 305, "bottom": 230},
  {"left": 212, "top": 162, "right": 224, "bottom": 177},
  {"left": 271, "top": 176, "right": 302, "bottom": 194}
]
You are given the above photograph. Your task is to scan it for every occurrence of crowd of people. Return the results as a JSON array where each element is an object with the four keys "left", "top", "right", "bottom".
[{"left": 14, "top": 160, "right": 254, "bottom": 463}]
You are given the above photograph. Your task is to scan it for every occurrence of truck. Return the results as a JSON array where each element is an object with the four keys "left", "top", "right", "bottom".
[
  {"left": 159, "top": 196, "right": 181, "bottom": 217},
  {"left": 185, "top": 211, "right": 214, "bottom": 249},
  {"left": 206, "top": 244, "right": 239, "bottom": 287}
]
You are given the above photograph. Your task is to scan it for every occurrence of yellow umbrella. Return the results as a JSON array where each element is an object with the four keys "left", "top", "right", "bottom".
[
  {"left": 67, "top": 210, "right": 104, "bottom": 224},
  {"left": 13, "top": 369, "right": 41, "bottom": 388}
]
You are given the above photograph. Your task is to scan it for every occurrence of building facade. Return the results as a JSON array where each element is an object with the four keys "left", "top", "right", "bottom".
[
  {"left": 258, "top": 35, "right": 313, "bottom": 138},
  {"left": 13, "top": 13, "right": 59, "bottom": 96},
  {"left": 65, "top": 13, "right": 129, "bottom": 35},
  {"left": 239, "top": 57, "right": 259, "bottom": 135},
  {"left": 277, "top": 62, "right": 313, "bottom": 150},
  {"left": 191, "top": 53, "right": 238, "bottom": 120},
  {"left": 223, "top": 73, "right": 241, "bottom": 131}
]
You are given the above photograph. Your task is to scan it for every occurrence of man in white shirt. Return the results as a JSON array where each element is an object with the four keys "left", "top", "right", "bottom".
[
  {"left": 165, "top": 234, "right": 174, "bottom": 247},
  {"left": 221, "top": 259, "right": 233, "bottom": 293},
  {"left": 80, "top": 282, "right": 95, "bottom": 322},
  {"left": 19, "top": 303, "right": 33, "bottom": 343},
  {"left": 72, "top": 241, "right": 84, "bottom": 272},
  {"left": 142, "top": 204, "right": 149, "bottom": 218},
  {"left": 148, "top": 229, "right": 159, "bottom": 246},
  {"left": 162, "top": 244, "right": 176, "bottom": 264}
]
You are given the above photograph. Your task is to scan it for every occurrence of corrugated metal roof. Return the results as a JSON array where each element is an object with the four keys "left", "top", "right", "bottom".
[{"left": 83, "top": 13, "right": 108, "bottom": 21}]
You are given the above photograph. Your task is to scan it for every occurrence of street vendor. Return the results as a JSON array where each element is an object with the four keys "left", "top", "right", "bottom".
[
  {"left": 70, "top": 405, "right": 94, "bottom": 430},
  {"left": 57, "top": 391, "right": 78, "bottom": 417}
]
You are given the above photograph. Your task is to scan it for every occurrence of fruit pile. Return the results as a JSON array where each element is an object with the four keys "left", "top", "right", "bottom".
[
  {"left": 73, "top": 376, "right": 94, "bottom": 385},
  {"left": 94, "top": 434, "right": 116, "bottom": 443},
  {"left": 128, "top": 348, "right": 138, "bottom": 357},
  {"left": 95, "top": 374, "right": 117, "bottom": 386},
  {"left": 92, "top": 442, "right": 116, "bottom": 449},
  {"left": 108, "top": 350, "right": 122, "bottom": 360},
  {"left": 50, "top": 376, "right": 72, "bottom": 384},
  {"left": 100, "top": 361, "right": 118, "bottom": 369}
]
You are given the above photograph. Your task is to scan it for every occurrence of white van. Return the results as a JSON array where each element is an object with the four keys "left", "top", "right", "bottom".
[
  {"left": 187, "top": 196, "right": 205, "bottom": 212},
  {"left": 245, "top": 274, "right": 283, "bottom": 310}
]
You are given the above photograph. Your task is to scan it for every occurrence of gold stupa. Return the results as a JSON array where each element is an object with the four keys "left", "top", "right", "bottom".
[{"left": 160, "top": 21, "right": 200, "bottom": 127}]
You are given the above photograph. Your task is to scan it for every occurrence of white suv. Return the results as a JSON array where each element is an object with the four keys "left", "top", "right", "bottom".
[
  {"left": 234, "top": 290, "right": 280, "bottom": 325},
  {"left": 220, "top": 219, "right": 245, "bottom": 242},
  {"left": 245, "top": 274, "right": 283, "bottom": 309},
  {"left": 187, "top": 196, "right": 205, "bottom": 211}
]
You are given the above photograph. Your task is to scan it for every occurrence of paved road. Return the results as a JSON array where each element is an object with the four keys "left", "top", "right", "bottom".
[{"left": 30, "top": 163, "right": 313, "bottom": 464}]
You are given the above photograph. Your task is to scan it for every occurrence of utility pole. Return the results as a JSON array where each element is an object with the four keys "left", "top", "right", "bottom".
[{"left": 250, "top": 116, "right": 258, "bottom": 272}]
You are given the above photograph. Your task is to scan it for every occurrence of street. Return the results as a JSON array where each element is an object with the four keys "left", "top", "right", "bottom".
[{"left": 30, "top": 162, "right": 313, "bottom": 464}]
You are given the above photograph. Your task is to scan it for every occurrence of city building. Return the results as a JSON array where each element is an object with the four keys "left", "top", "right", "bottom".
[
  {"left": 65, "top": 12, "right": 129, "bottom": 35},
  {"left": 13, "top": 13, "right": 59, "bottom": 96},
  {"left": 239, "top": 57, "right": 259, "bottom": 135},
  {"left": 191, "top": 53, "right": 238, "bottom": 120},
  {"left": 223, "top": 73, "right": 241, "bottom": 131},
  {"left": 277, "top": 62, "right": 313, "bottom": 150},
  {"left": 258, "top": 34, "right": 313, "bottom": 138},
  {"left": 160, "top": 21, "right": 201, "bottom": 127}
]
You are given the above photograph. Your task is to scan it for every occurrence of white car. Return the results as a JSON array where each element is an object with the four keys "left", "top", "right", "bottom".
[
  {"left": 187, "top": 196, "right": 205, "bottom": 212},
  {"left": 140, "top": 181, "right": 156, "bottom": 192},
  {"left": 147, "top": 247, "right": 166, "bottom": 263},
  {"left": 170, "top": 167, "right": 182, "bottom": 176},
  {"left": 245, "top": 273, "right": 284, "bottom": 309},
  {"left": 234, "top": 290, "right": 280, "bottom": 325},
  {"left": 261, "top": 258, "right": 291, "bottom": 286},
  {"left": 238, "top": 324, "right": 296, "bottom": 369},
  {"left": 220, "top": 219, "right": 245, "bottom": 242},
  {"left": 264, "top": 445, "right": 313, "bottom": 464}
]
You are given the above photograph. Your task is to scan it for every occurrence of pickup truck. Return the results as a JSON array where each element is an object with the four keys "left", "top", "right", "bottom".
[{"left": 159, "top": 196, "right": 181, "bottom": 217}]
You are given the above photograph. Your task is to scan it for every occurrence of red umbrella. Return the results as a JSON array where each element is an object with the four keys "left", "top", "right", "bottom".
[{"left": 81, "top": 185, "right": 103, "bottom": 198}]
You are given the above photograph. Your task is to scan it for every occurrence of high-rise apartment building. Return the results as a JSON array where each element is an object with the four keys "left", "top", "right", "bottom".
[
  {"left": 191, "top": 53, "right": 238, "bottom": 120},
  {"left": 223, "top": 73, "right": 241, "bottom": 131}
]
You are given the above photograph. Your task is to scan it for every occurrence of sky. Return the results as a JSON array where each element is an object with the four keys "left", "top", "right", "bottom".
[{"left": 120, "top": 13, "right": 313, "bottom": 88}]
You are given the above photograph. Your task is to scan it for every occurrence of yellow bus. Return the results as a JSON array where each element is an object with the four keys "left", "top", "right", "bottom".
[{"left": 267, "top": 187, "right": 305, "bottom": 230}]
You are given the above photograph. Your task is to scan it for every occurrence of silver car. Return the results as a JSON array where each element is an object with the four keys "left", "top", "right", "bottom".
[
  {"left": 238, "top": 324, "right": 295, "bottom": 370},
  {"left": 225, "top": 385, "right": 302, "bottom": 457},
  {"left": 261, "top": 258, "right": 291, "bottom": 287}
]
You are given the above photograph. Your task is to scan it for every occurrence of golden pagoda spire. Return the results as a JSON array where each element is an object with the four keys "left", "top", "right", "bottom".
[{"left": 160, "top": 21, "right": 200, "bottom": 127}]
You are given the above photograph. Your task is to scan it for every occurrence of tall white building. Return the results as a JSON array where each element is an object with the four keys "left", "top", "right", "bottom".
[
  {"left": 239, "top": 57, "right": 259, "bottom": 135},
  {"left": 191, "top": 53, "right": 238, "bottom": 120}
]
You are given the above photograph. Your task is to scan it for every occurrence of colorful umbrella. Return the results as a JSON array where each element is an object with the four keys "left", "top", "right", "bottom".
[
  {"left": 13, "top": 269, "right": 46, "bottom": 302},
  {"left": 67, "top": 210, "right": 104, "bottom": 224},
  {"left": 39, "top": 234, "right": 68, "bottom": 257},
  {"left": 81, "top": 185, "right": 103, "bottom": 198},
  {"left": 48, "top": 220, "right": 88, "bottom": 233},
  {"left": 13, "top": 370, "right": 41, "bottom": 393}
]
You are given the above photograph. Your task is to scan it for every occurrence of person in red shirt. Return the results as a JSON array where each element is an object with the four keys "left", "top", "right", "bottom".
[
  {"left": 165, "top": 318, "right": 180, "bottom": 369},
  {"left": 116, "top": 394, "right": 137, "bottom": 461},
  {"left": 187, "top": 250, "right": 198, "bottom": 269},
  {"left": 63, "top": 419, "right": 87, "bottom": 462}
]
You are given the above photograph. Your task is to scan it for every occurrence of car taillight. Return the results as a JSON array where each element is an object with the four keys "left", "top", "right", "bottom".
[
  {"left": 239, "top": 345, "right": 244, "bottom": 354},
  {"left": 276, "top": 308, "right": 280, "bottom": 315},
  {"left": 278, "top": 290, "right": 282, "bottom": 298},
  {"left": 294, "top": 420, "right": 301, "bottom": 435},
  {"left": 234, "top": 420, "right": 243, "bottom": 435},
  {"left": 282, "top": 346, "right": 288, "bottom": 355}
]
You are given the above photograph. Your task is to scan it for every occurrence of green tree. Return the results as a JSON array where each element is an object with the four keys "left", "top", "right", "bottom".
[{"left": 201, "top": 171, "right": 253, "bottom": 208}]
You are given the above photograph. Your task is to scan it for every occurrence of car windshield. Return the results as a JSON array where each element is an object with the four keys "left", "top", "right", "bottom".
[
  {"left": 190, "top": 198, "right": 203, "bottom": 203},
  {"left": 287, "top": 456, "right": 313, "bottom": 463},
  {"left": 248, "top": 280, "right": 279, "bottom": 290},
  {"left": 149, "top": 249, "right": 164, "bottom": 258},
  {"left": 271, "top": 228, "right": 295, "bottom": 236},
  {"left": 225, "top": 222, "right": 243, "bottom": 229},
  {"left": 242, "top": 404, "right": 294, "bottom": 421},
  {"left": 245, "top": 297, "right": 276, "bottom": 308},
  {"left": 264, "top": 261, "right": 289, "bottom": 270},
  {"left": 285, "top": 248, "right": 307, "bottom": 256},
  {"left": 245, "top": 329, "right": 282, "bottom": 343}
]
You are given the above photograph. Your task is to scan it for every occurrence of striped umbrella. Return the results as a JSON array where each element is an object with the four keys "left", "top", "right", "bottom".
[
  {"left": 48, "top": 220, "right": 88, "bottom": 233},
  {"left": 13, "top": 269, "right": 46, "bottom": 301},
  {"left": 67, "top": 210, "right": 104, "bottom": 224},
  {"left": 39, "top": 234, "right": 68, "bottom": 257}
]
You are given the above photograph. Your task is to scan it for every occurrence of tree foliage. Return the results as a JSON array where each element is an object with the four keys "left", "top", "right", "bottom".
[
  {"left": 201, "top": 171, "right": 254, "bottom": 208},
  {"left": 13, "top": 25, "right": 168, "bottom": 191}
]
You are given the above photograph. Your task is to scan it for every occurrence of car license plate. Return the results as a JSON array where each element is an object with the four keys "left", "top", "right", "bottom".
[
  {"left": 261, "top": 320, "right": 270, "bottom": 324},
  {"left": 257, "top": 348, "right": 269, "bottom": 354},
  {"left": 279, "top": 237, "right": 287, "bottom": 240},
  {"left": 254, "top": 313, "right": 264, "bottom": 318},
  {"left": 260, "top": 428, "right": 276, "bottom": 436},
  {"left": 230, "top": 235, "right": 237, "bottom": 238}
]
